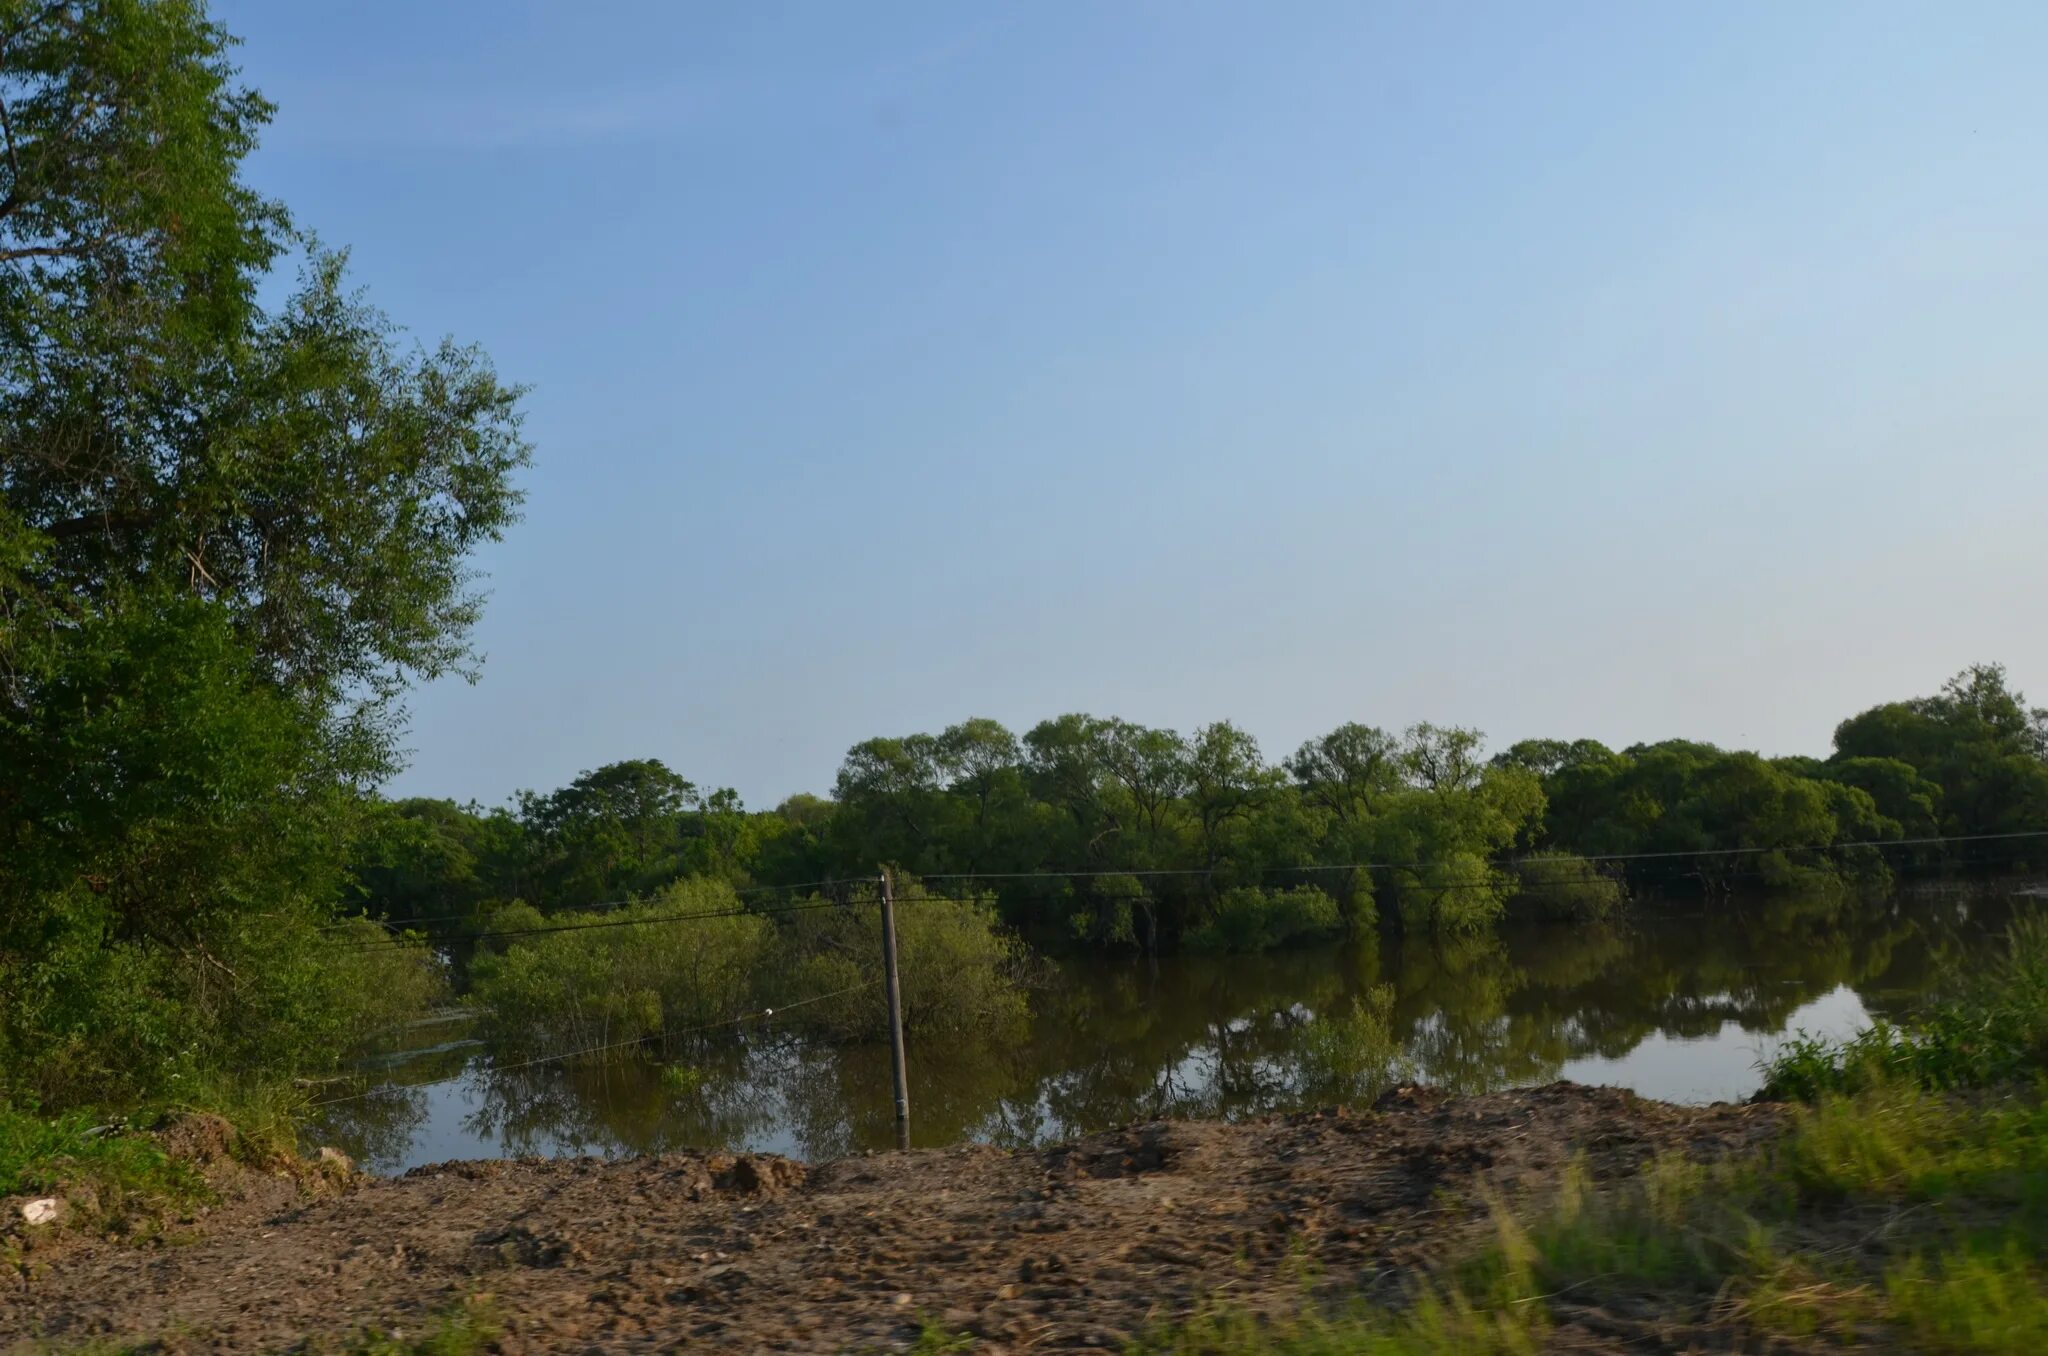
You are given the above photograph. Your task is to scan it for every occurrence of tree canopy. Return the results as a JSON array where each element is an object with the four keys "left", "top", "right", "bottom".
[{"left": 0, "top": 0, "right": 528, "bottom": 1104}]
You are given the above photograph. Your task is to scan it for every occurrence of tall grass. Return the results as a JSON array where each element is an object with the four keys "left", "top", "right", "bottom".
[{"left": 1761, "top": 914, "right": 2048, "bottom": 1098}]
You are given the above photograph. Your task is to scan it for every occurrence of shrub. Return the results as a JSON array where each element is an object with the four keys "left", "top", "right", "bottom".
[
  {"left": 1393, "top": 854, "right": 1509, "bottom": 934},
  {"left": 1295, "top": 984, "right": 1407, "bottom": 1102},
  {"left": 0, "top": 898, "right": 444, "bottom": 1110},
  {"left": 1184, "top": 886, "right": 1342, "bottom": 954},
  {"left": 768, "top": 884, "right": 1030, "bottom": 1042},
  {"left": 1508, "top": 853, "right": 1626, "bottom": 922},
  {"left": 468, "top": 878, "right": 772, "bottom": 1058},
  {"left": 1760, "top": 916, "right": 2048, "bottom": 1098}
]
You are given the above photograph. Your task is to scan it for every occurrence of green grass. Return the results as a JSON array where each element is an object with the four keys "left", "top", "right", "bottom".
[
  {"left": 1887, "top": 1241, "right": 2048, "bottom": 1354},
  {"left": 1125, "top": 1293, "right": 1541, "bottom": 1355},
  {"left": 1761, "top": 915, "right": 2048, "bottom": 1099},
  {"left": 0, "top": 1103, "right": 207, "bottom": 1229},
  {"left": 338, "top": 1297, "right": 499, "bottom": 1356}
]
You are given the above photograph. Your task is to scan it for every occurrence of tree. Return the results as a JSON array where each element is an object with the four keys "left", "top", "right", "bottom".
[
  {"left": 1833, "top": 664, "right": 2048, "bottom": 846},
  {"left": 517, "top": 760, "right": 697, "bottom": 903},
  {"left": 1101, "top": 719, "right": 1191, "bottom": 848},
  {"left": 1288, "top": 723, "right": 1400, "bottom": 822},
  {"left": 935, "top": 718, "right": 1025, "bottom": 871},
  {"left": 1185, "top": 721, "right": 1278, "bottom": 872},
  {"left": 1402, "top": 723, "right": 1486, "bottom": 794},
  {"left": 0, "top": 2, "right": 528, "bottom": 1104}
]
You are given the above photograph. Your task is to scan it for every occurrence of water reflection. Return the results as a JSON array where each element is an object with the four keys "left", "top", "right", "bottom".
[{"left": 314, "top": 885, "right": 2032, "bottom": 1173}]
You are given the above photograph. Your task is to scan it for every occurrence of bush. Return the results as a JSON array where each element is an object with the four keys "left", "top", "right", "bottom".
[
  {"left": 1393, "top": 854, "right": 1509, "bottom": 934},
  {"left": 1508, "top": 853, "right": 1626, "bottom": 922},
  {"left": 768, "top": 884, "right": 1030, "bottom": 1042},
  {"left": 1184, "top": 886, "right": 1342, "bottom": 954},
  {"left": 0, "top": 898, "right": 444, "bottom": 1110},
  {"left": 1295, "top": 984, "right": 1408, "bottom": 1102},
  {"left": 468, "top": 878, "right": 772, "bottom": 1058},
  {"left": 1760, "top": 916, "right": 2048, "bottom": 1098}
]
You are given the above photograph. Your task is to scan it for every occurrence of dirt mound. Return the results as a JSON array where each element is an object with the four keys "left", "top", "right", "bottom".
[
  {"left": 0, "top": 1083, "right": 1779, "bottom": 1353},
  {"left": 152, "top": 1112, "right": 237, "bottom": 1166}
]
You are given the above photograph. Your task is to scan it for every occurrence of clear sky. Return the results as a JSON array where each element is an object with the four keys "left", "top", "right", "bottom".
[{"left": 216, "top": 1, "right": 2048, "bottom": 809}]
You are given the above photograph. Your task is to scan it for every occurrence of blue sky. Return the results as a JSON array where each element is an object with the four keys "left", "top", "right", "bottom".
[{"left": 217, "top": 1, "right": 2048, "bottom": 808}]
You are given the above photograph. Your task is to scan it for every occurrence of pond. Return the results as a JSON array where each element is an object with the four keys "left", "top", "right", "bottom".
[{"left": 311, "top": 884, "right": 2035, "bottom": 1173}]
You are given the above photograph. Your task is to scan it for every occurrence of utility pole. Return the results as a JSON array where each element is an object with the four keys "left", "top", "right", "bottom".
[{"left": 878, "top": 867, "right": 911, "bottom": 1151}]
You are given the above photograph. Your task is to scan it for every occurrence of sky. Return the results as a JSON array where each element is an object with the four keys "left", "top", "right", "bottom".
[{"left": 215, "top": 0, "right": 2048, "bottom": 809}]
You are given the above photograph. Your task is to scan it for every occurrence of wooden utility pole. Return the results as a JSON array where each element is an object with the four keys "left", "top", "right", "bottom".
[{"left": 878, "top": 868, "right": 912, "bottom": 1150}]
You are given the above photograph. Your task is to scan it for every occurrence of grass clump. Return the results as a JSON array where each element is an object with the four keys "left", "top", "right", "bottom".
[
  {"left": 339, "top": 1296, "right": 499, "bottom": 1355},
  {"left": 1761, "top": 915, "right": 2048, "bottom": 1098},
  {"left": 1127, "top": 1290, "right": 1542, "bottom": 1355},
  {"left": 0, "top": 1104, "right": 208, "bottom": 1232}
]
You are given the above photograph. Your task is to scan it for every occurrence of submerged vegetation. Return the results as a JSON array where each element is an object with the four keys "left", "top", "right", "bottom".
[{"left": 467, "top": 877, "right": 1030, "bottom": 1057}]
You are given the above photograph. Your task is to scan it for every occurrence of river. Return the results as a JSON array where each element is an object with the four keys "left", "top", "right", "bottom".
[{"left": 310, "top": 883, "right": 2032, "bottom": 1172}]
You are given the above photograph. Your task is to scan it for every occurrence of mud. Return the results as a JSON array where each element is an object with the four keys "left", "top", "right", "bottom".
[{"left": 0, "top": 1084, "right": 1779, "bottom": 1353}]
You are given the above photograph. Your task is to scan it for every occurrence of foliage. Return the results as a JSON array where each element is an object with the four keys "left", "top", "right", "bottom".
[
  {"left": 1392, "top": 853, "right": 1508, "bottom": 934},
  {"left": 467, "top": 877, "right": 1032, "bottom": 1055},
  {"left": 468, "top": 879, "right": 772, "bottom": 1058},
  {"left": 1184, "top": 886, "right": 1342, "bottom": 954},
  {"left": 1294, "top": 985, "right": 1407, "bottom": 1103},
  {"left": 767, "top": 883, "right": 1031, "bottom": 1042},
  {"left": 0, "top": 1, "right": 526, "bottom": 1112},
  {"left": 347, "top": 665, "right": 2048, "bottom": 962},
  {"left": 1760, "top": 915, "right": 2048, "bottom": 1098},
  {"left": 1507, "top": 853, "right": 1626, "bottom": 921}
]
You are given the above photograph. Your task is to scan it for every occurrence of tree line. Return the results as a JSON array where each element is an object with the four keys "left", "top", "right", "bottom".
[{"left": 355, "top": 662, "right": 2048, "bottom": 951}]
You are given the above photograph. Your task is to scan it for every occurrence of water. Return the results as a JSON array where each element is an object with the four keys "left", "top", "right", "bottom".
[{"left": 312, "top": 885, "right": 2034, "bottom": 1173}]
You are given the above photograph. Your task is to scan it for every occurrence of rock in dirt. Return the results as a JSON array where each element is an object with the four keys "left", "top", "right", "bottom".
[{"left": 19, "top": 1196, "right": 63, "bottom": 1227}]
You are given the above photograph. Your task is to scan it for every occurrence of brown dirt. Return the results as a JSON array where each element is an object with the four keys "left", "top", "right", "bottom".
[{"left": 0, "top": 1083, "right": 1780, "bottom": 1353}]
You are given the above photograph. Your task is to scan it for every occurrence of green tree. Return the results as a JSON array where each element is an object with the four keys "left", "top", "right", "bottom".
[
  {"left": 0, "top": 1, "right": 527, "bottom": 1105},
  {"left": 517, "top": 759, "right": 697, "bottom": 903}
]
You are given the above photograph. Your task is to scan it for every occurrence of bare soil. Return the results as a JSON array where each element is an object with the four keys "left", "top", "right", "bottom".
[{"left": 1, "top": 1083, "right": 1780, "bottom": 1354}]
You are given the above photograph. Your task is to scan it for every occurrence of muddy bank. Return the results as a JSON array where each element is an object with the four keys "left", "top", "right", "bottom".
[{"left": 2, "top": 1084, "right": 1777, "bottom": 1353}]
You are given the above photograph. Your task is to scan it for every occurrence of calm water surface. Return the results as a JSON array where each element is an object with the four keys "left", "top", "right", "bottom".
[{"left": 313, "top": 887, "right": 2033, "bottom": 1173}]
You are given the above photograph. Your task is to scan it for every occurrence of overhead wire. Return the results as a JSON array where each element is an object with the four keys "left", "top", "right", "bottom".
[
  {"left": 325, "top": 832, "right": 2048, "bottom": 950},
  {"left": 321, "top": 875, "right": 863, "bottom": 934}
]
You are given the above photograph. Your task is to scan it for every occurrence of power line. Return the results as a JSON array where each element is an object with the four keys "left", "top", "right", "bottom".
[
  {"left": 329, "top": 842, "right": 2046, "bottom": 950},
  {"left": 327, "top": 895, "right": 856, "bottom": 951},
  {"left": 322, "top": 875, "right": 862, "bottom": 934}
]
